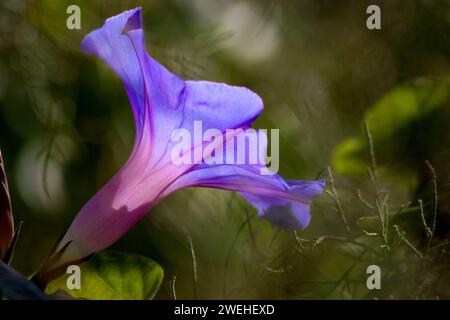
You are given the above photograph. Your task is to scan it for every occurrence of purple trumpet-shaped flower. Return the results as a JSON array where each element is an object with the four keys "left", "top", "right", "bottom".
[
  {"left": 51, "top": 8, "right": 324, "bottom": 267},
  {"left": 0, "top": 149, "right": 14, "bottom": 260}
]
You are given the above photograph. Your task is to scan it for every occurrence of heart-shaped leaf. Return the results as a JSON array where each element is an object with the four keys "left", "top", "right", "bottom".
[{"left": 46, "top": 251, "right": 163, "bottom": 300}]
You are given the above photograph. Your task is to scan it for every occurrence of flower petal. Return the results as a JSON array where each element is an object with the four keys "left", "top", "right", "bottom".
[
  {"left": 166, "top": 129, "right": 325, "bottom": 230},
  {"left": 168, "top": 164, "right": 325, "bottom": 230},
  {"left": 165, "top": 128, "right": 325, "bottom": 230},
  {"left": 53, "top": 8, "right": 265, "bottom": 265},
  {"left": 82, "top": 7, "right": 262, "bottom": 167}
]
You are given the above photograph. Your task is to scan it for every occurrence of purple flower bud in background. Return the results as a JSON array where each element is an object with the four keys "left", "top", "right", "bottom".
[
  {"left": 0, "top": 149, "right": 14, "bottom": 260},
  {"left": 48, "top": 8, "right": 324, "bottom": 269}
]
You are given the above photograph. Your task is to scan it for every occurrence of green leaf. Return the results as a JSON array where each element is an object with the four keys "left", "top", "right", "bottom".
[{"left": 45, "top": 251, "right": 163, "bottom": 300}]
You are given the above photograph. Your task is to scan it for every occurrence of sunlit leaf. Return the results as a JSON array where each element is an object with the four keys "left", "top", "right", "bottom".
[{"left": 46, "top": 251, "right": 164, "bottom": 300}]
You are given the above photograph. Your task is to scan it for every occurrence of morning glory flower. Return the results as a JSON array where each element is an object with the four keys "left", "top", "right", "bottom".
[
  {"left": 48, "top": 8, "right": 324, "bottom": 268},
  {"left": 0, "top": 149, "right": 14, "bottom": 260}
]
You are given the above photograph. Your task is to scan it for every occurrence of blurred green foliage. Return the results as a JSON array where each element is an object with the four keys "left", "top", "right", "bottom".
[
  {"left": 333, "top": 77, "right": 450, "bottom": 190},
  {"left": 0, "top": 0, "right": 450, "bottom": 299}
]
